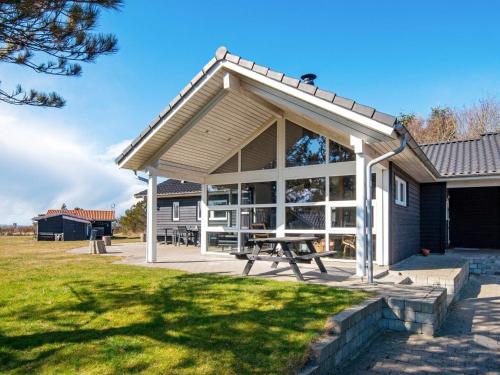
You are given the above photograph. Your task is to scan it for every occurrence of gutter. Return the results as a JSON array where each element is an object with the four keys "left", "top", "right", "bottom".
[{"left": 365, "top": 123, "right": 409, "bottom": 284}]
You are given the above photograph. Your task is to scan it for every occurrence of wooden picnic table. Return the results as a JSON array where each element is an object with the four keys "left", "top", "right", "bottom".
[{"left": 232, "top": 236, "right": 333, "bottom": 281}]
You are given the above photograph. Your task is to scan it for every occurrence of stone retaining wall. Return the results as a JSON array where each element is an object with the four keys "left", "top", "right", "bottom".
[
  {"left": 299, "top": 287, "right": 448, "bottom": 375},
  {"left": 469, "top": 255, "right": 500, "bottom": 276}
]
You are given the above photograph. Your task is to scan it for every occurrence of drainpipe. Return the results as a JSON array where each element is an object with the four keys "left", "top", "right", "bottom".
[{"left": 365, "top": 123, "right": 409, "bottom": 284}]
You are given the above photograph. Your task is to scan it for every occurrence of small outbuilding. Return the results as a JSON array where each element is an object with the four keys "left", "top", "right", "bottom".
[{"left": 33, "top": 209, "right": 115, "bottom": 241}]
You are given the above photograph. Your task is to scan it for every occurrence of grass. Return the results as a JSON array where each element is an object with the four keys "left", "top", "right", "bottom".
[{"left": 0, "top": 236, "right": 368, "bottom": 374}]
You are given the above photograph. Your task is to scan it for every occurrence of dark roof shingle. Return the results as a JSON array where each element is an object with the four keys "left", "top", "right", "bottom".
[
  {"left": 420, "top": 132, "right": 500, "bottom": 177},
  {"left": 135, "top": 179, "right": 201, "bottom": 198}
]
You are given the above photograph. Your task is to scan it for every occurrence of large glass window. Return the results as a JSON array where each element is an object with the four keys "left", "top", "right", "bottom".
[
  {"left": 240, "top": 207, "right": 276, "bottom": 230},
  {"left": 207, "top": 184, "right": 238, "bottom": 206},
  {"left": 329, "top": 234, "right": 376, "bottom": 260},
  {"left": 241, "top": 123, "right": 277, "bottom": 171},
  {"left": 285, "top": 178, "right": 326, "bottom": 203},
  {"left": 286, "top": 206, "right": 325, "bottom": 230},
  {"left": 207, "top": 232, "right": 238, "bottom": 253},
  {"left": 329, "top": 140, "right": 355, "bottom": 163},
  {"left": 330, "top": 175, "right": 356, "bottom": 201},
  {"left": 208, "top": 209, "right": 237, "bottom": 228},
  {"left": 329, "top": 174, "right": 376, "bottom": 201},
  {"left": 331, "top": 207, "right": 356, "bottom": 227},
  {"left": 240, "top": 182, "right": 276, "bottom": 205},
  {"left": 212, "top": 153, "right": 238, "bottom": 174},
  {"left": 285, "top": 120, "right": 326, "bottom": 167}
]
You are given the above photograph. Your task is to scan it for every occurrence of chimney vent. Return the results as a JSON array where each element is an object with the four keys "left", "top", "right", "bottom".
[{"left": 300, "top": 73, "right": 317, "bottom": 85}]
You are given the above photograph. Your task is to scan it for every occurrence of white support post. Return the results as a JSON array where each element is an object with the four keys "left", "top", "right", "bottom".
[
  {"left": 200, "top": 183, "right": 208, "bottom": 254},
  {"left": 351, "top": 136, "right": 367, "bottom": 277},
  {"left": 276, "top": 117, "right": 286, "bottom": 237},
  {"left": 146, "top": 171, "right": 157, "bottom": 263},
  {"left": 381, "top": 168, "right": 390, "bottom": 265}
]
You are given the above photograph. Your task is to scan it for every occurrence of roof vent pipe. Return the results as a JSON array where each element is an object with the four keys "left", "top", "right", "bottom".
[
  {"left": 300, "top": 73, "right": 317, "bottom": 85},
  {"left": 365, "top": 123, "right": 409, "bottom": 284}
]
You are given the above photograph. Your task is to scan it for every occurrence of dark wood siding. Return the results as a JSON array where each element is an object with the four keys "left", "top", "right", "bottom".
[
  {"left": 156, "top": 196, "right": 201, "bottom": 235},
  {"left": 63, "top": 219, "right": 88, "bottom": 240},
  {"left": 449, "top": 187, "right": 500, "bottom": 248},
  {"left": 37, "top": 216, "right": 63, "bottom": 239},
  {"left": 389, "top": 163, "right": 421, "bottom": 264},
  {"left": 420, "top": 183, "right": 447, "bottom": 253}
]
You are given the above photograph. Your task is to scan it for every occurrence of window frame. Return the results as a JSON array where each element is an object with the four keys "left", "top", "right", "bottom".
[
  {"left": 172, "top": 201, "right": 180, "bottom": 221},
  {"left": 394, "top": 176, "right": 408, "bottom": 207},
  {"left": 196, "top": 200, "right": 202, "bottom": 221}
]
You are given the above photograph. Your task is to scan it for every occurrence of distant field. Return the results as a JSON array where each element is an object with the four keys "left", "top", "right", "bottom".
[{"left": 0, "top": 236, "right": 367, "bottom": 374}]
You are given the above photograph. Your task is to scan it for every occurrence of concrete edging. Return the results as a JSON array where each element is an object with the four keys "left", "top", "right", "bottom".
[{"left": 299, "top": 287, "right": 447, "bottom": 375}]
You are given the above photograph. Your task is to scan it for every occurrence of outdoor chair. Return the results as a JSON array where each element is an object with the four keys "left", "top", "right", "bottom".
[{"left": 176, "top": 226, "right": 189, "bottom": 247}]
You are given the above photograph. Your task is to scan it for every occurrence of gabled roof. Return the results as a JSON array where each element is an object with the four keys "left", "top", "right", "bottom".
[
  {"left": 420, "top": 132, "right": 500, "bottom": 177},
  {"left": 32, "top": 213, "right": 91, "bottom": 224},
  {"left": 115, "top": 46, "right": 398, "bottom": 171},
  {"left": 46, "top": 209, "right": 115, "bottom": 221},
  {"left": 135, "top": 179, "right": 201, "bottom": 198}
]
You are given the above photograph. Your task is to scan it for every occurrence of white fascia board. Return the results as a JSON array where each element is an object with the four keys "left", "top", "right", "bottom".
[
  {"left": 445, "top": 176, "right": 500, "bottom": 188},
  {"left": 117, "top": 63, "right": 225, "bottom": 170},
  {"left": 222, "top": 61, "right": 397, "bottom": 140}
]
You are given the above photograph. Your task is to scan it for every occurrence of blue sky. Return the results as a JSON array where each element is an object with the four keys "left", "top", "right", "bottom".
[{"left": 1, "top": 0, "right": 499, "bottom": 224}]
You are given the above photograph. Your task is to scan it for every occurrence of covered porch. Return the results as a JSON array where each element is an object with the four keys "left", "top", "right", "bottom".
[{"left": 117, "top": 47, "right": 434, "bottom": 277}]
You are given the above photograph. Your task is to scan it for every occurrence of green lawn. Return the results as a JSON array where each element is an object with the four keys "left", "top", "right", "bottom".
[{"left": 0, "top": 236, "right": 368, "bottom": 374}]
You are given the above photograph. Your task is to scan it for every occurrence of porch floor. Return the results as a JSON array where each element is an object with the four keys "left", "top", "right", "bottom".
[{"left": 69, "top": 243, "right": 442, "bottom": 298}]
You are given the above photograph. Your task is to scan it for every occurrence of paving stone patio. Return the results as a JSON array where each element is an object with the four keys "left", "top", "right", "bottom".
[{"left": 338, "top": 275, "right": 500, "bottom": 375}]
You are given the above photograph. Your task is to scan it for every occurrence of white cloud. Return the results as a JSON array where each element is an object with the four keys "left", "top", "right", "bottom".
[{"left": 0, "top": 110, "right": 144, "bottom": 224}]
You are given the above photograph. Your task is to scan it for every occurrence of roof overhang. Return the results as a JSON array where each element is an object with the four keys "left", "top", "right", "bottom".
[
  {"left": 32, "top": 214, "right": 92, "bottom": 224},
  {"left": 116, "top": 48, "right": 401, "bottom": 181}
]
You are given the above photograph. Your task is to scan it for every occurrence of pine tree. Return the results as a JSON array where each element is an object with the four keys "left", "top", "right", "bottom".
[{"left": 0, "top": 1, "right": 121, "bottom": 107}]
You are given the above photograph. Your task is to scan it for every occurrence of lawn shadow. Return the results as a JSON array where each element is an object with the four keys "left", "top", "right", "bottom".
[{"left": 0, "top": 272, "right": 364, "bottom": 374}]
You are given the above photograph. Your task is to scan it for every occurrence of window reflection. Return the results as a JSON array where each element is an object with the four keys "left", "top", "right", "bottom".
[
  {"left": 329, "top": 140, "right": 355, "bottom": 163},
  {"left": 207, "top": 184, "right": 238, "bottom": 206},
  {"left": 330, "top": 175, "right": 356, "bottom": 201},
  {"left": 286, "top": 206, "right": 325, "bottom": 229},
  {"left": 240, "top": 207, "right": 276, "bottom": 230},
  {"left": 240, "top": 182, "right": 276, "bottom": 205},
  {"left": 207, "top": 232, "right": 238, "bottom": 253},
  {"left": 285, "top": 178, "right": 325, "bottom": 203},
  {"left": 285, "top": 120, "right": 326, "bottom": 167},
  {"left": 331, "top": 207, "right": 356, "bottom": 227}
]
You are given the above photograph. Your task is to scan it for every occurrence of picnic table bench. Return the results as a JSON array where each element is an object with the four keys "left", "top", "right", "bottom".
[{"left": 231, "top": 236, "right": 335, "bottom": 281}]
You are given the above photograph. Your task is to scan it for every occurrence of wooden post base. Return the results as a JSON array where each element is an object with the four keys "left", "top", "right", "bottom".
[{"left": 89, "top": 240, "right": 107, "bottom": 254}]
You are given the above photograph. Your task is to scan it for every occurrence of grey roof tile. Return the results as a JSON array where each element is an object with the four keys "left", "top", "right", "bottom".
[
  {"left": 159, "top": 106, "right": 171, "bottom": 118},
  {"left": 169, "top": 94, "right": 182, "bottom": 108},
  {"left": 352, "top": 103, "right": 375, "bottom": 118},
  {"left": 179, "top": 82, "right": 192, "bottom": 97},
  {"left": 252, "top": 63, "right": 269, "bottom": 75},
  {"left": 298, "top": 82, "right": 317, "bottom": 95},
  {"left": 190, "top": 70, "right": 204, "bottom": 86},
  {"left": 266, "top": 69, "right": 284, "bottom": 81},
  {"left": 373, "top": 111, "right": 397, "bottom": 126},
  {"left": 226, "top": 53, "right": 240, "bottom": 64},
  {"left": 135, "top": 179, "right": 201, "bottom": 197},
  {"left": 333, "top": 95, "right": 355, "bottom": 109},
  {"left": 315, "top": 88, "right": 336, "bottom": 102},
  {"left": 238, "top": 58, "right": 254, "bottom": 69},
  {"left": 420, "top": 132, "right": 500, "bottom": 176},
  {"left": 282, "top": 75, "right": 300, "bottom": 88},
  {"left": 202, "top": 57, "right": 217, "bottom": 73}
]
